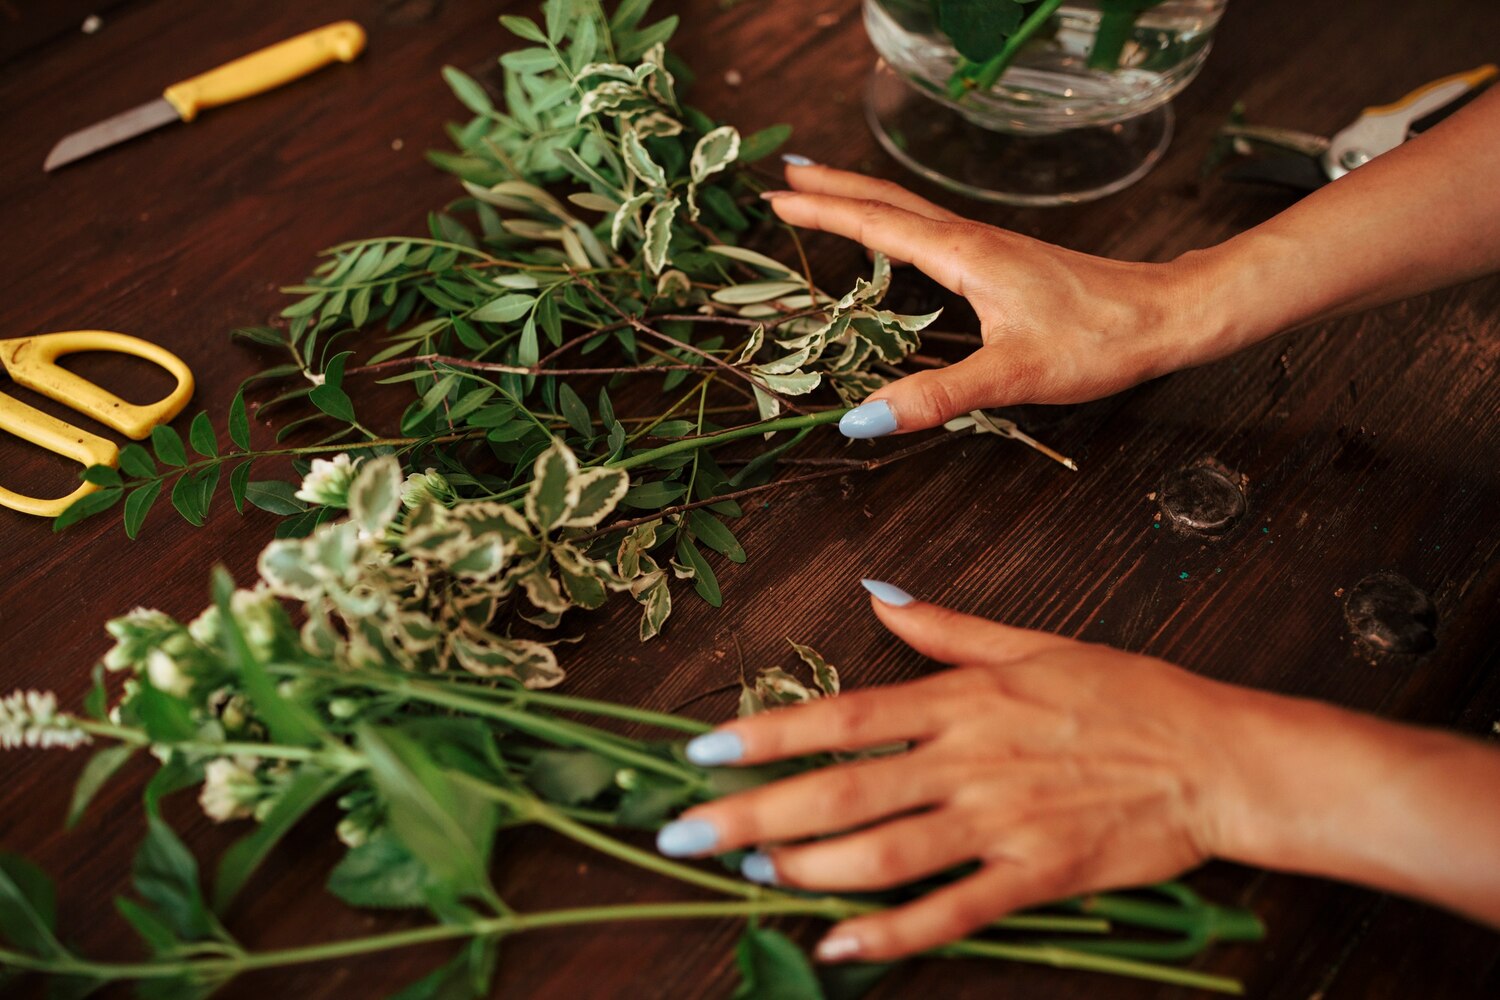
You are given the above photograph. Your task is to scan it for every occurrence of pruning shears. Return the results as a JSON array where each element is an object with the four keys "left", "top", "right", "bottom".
[{"left": 1217, "top": 64, "right": 1497, "bottom": 193}]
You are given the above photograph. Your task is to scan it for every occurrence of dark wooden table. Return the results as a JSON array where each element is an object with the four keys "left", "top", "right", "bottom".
[{"left": 3, "top": 0, "right": 1498, "bottom": 996}]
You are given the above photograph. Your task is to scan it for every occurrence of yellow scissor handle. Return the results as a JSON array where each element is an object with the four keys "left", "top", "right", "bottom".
[
  {"left": 0, "top": 391, "right": 118, "bottom": 518},
  {"left": 162, "top": 21, "right": 367, "bottom": 122},
  {"left": 1, "top": 331, "right": 194, "bottom": 440}
]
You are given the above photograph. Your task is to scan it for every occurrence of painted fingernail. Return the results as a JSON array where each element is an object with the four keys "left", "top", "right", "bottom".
[
  {"left": 740, "top": 851, "right": 778, "bottom": 885},
  {"left": 839, "top": 399, "right": 897, "bottom": 438},
  {"left": 685, "top": 730, "right": 744, "bottom": 767},
  {"left": 656, "top": 819, "right": 720, "bottom": 857},
  {"left": 815, "top": 934, "right": 864, "bottom": 963},
  {"left": 781, "top": 153, "right": 816, "bottom": 167},
  {"left": 861, "top": 579, "right": 914, "bottom": 607},
  {"left": 759, "top": 190, "right": 791, "bottom": 200}
]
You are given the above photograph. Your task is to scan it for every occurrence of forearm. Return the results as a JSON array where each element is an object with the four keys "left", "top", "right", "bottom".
[
  {"left": 1173, "top": 87, "right": 1500, "bottom": 365},
  {"left": 1214, "top": 688, "right": 1500, "bottom": 926}
]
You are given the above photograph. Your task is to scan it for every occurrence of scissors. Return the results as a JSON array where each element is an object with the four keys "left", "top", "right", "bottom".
[
  {"left": 1216, "top": 64, "right": 1497, "bottom": 192},
  {"left": 0, "top": 332, "right": 194, "bottom": 517}
]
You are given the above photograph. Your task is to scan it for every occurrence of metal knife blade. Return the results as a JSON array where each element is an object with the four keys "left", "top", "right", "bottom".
[{"left": 44, "top": 98, "right": 181, "bottom": 172}]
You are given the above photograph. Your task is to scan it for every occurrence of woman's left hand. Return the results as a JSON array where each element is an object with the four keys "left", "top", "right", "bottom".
[{"left": 655, "top": 582, "right": 1261, "bottom": 963}]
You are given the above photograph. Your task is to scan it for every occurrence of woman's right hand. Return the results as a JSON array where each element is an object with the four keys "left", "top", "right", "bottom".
[{"left": 764, "top": 161, "right": 1226, "bottom": 437}]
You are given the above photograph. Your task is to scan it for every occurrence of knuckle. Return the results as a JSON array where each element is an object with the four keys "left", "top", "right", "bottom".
[
  {"left": 907, "top": 371, "right": 961, "bottom": 423},
  {"left": 826, "top": 695, "right": 876, "bottom": 747},
  {"left": 826, "top": 767, "right": 870, "bottom": 816}
]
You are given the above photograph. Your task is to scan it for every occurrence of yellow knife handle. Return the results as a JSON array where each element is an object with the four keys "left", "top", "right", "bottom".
[
  {"left": 0, "top": 391, "right": 118, "bottom": 518},
  {"left": 161, "top": 20, "right": 366, "bottom": 122},
  {"left": 2, "top": 331, "right": 194, "bottom": 440}
]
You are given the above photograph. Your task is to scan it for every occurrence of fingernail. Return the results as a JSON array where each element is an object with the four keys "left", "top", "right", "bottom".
[
  {"left": 656, "top": 819, "right": 720, "bottom": 857},
  {"left": 861, "top": 579, "right": 914, "bottom": 607},
  {"left": 760, "top": 190, "right": 791, "bottom": 200},
  {"left": 685, "top": 730, "right": 744, "bottom": 767},
  {"left": 839, "top": 400, "right": 897, "bottom": 438},
  {"left": 815, "top": 934, "right": 863, "bottom": 963},
  {"left": 740, "top": 851, "right": 778, "bottom": 885},
  {"left": 781, "top": 153, "right": 816, "bottom": 167}
]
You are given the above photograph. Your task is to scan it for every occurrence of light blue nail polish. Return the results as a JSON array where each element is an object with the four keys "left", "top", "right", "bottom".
[
  {"left": 656, "top": 819, "right": 720, "bottom": 857},
  {"left": 741, "top": 851, "right": 778, "bottom": 885},
  {"left": 861, "top": 578, "right": 914, "bottom": 607},
  {"left": 685, "top": 730, "right": 744, "bottom": 767},
  {"left": 781, "top": 153, "right": 816, "bottom": 167},
  {"left": 839, "top": 400, "right": 897, "bottom": 438}
]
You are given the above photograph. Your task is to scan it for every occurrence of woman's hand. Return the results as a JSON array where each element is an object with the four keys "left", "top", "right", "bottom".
[
  {"left": 655, "top": 580, "right": 1500, "bottom": 961},
  {"left": 763, "top": 160, "right": 1219, "bottom": 437},
  {"left": 655, "top": 580, "right": 1259, "bottom": 962}
]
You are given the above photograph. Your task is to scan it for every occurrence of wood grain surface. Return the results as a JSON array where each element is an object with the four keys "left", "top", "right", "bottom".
[{"left": 2, "top": 0, "right": 1498, "bottom": 997}]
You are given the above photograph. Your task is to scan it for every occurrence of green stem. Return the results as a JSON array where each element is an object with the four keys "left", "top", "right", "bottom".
[
  {"left": 76, "top": 720, "right": 356, "bottom": 768},
  {"left": 609, "top": 408, "right": 849, "bottom": 472},
  {"left": 1087, "top": 6, "right": 1137, "bottom": 71},
  {"left": 454, "top": 682, "right": 712, "bottom": 735},
  {"left": 956, "top": 0, "right": 1067, "bottom": 97}
]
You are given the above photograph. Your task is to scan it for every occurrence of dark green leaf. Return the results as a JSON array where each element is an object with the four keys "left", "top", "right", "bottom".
[
  {"left": 151, "top": 425, "right": 187, "bottom": 467},
  {"left": 0, "top": 853, "right": 63, "bottom": 957},
  {"left": 124, "top": 480, "right": 163, "bottom": 539},
  {"left": 689, "top": 510, "right": 746, "bottom": 563},
  {"left": 170, "top": 471, "right": 206, "bottom": 527},
  {"left": 134, "top": 680, "right": 198, "bottom": 743},
  {"left": 132, "top": 815, "right": 217, "bottom": 942},
  {"left": 52, "top": 487, "right": 121, "bottom": 532},
  {"left": 115, "top": 895, "right": 178, "bottom": 953},
  {"left": 214, "top": 567, "right": 322, "bottom": 747},
  {"left": 215, "top": 768, "right": 346, "bottom": 912},
  {"left": 677, "top": 536, "right": 722, "bottom": 606},
  {"left": 558, "top": 383, "right": 592, "bottom": 439},
  {"left": 528, "top": 750, "right": 616, "bottom": 805},
  {"left": 228, "top": 391, "right": 251, "bottom": 450},
  {"left": 67, "top": 745, "right": 136, "bottom": 829},
  {"left": 244, "top": 480, "right": 307, "bottom": 516},
  {"left": 389, "top": 938, "right": 498, "bottom": 1000},
  {"left": 229, "top": 462, "right": 251, "bottom": 514},
  {"left": 733, "top": 925, "right": 824, "bottom": 1000},
  {"left": 327, "top": 832, "right": 432, "bottom": 910},
  {"left": 117, "top": 443, "right": 157, "bottom": 478},
  {"left": 188, "top": 412, "right": 218, "bottom": 457},
  {"left": 310, "top": 383, "right": 356, "bottom": 423},
  {"left": 937, "top": 0, "right": 1025, "bottom": 61},
  {"left": 81, "top": 464, "right": 122, "bottom": 487},
  {"left": 620, "top": 480, "right": 686, "bottom": 509},
  {"left": 739, "top": 123, "right": 793, "bottom": 162}
]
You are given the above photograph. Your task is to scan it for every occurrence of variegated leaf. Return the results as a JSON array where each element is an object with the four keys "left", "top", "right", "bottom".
[
  {"left": 559, "top": 467, "right": 629, "bottom": 528},
  {"left": 525, "top": 440, "right": 582, "bottom": 530},
  {"left": 643, "top": 197, "right": 678, "bottom": 274}
]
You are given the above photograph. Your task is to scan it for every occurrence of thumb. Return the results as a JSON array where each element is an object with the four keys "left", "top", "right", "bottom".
[
  {"left": 838, "top": 347, "right": 1041, "bottom": 437},
  {"left": 860, "top": 580, "right": 1067, "bottom": 666}
]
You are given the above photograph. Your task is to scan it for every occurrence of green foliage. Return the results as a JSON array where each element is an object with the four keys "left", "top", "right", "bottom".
[{"left": 733, "top": 925, "right": 824, "bottom": 999}]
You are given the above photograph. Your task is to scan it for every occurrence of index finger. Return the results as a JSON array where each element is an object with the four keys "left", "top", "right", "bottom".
[
  {"left": 683, "top": 671, "right": 960, "bottom": 768},
  {"left": 763, "top": 191, "right": 973, "bottom": 295}
]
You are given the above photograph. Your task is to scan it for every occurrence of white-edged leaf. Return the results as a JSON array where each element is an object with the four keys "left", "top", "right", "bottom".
[
  {"left": 710, "top": 280, "right": 805, "bottom": 305},
  {"left": 559, "top": 468, "right": 629, "bottom": 528},
  {"left": 689, "top": 125, "right": 740, "bottom": 183},
  {"left": 705, "top": 244, "right": 799, "bottom": 278},
  {"left": 643, "top": 197, "right": 678, "bottom": 274}
]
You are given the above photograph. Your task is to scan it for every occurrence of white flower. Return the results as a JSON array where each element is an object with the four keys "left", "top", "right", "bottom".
[
  {"left": 294, "top": 453, "right": 359, "bottom": 507},
  {"left": 401, "top": 468, "right": 453, "bottom": 510},
  {"left": 145, "top": 649, "right": 193, "bottom": 698},
  {"left": 0, "top": 689, "right": 90, "bottom": 750},
  {"left": 103, "top": 607, "right": 177, "bottom": 671},
  {"left": 199, "top": 757, "right": 261, "bottom": 823}
]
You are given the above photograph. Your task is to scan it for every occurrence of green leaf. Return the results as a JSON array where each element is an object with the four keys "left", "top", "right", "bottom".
[
  {"left": 327, "top": 831, "right": 431, "bottom": 909},
  {"left": 228, "top": 390, "right": 251, "bottom": 450},
  {"left": 689, "top": 510, "right": 745, "bottom": 563},
  {"left": 739, "top": 123, "right": 792, "bottom": 162},
  {"left": 936, "top": 0, "right": 1026, "bottom": 61},
  {"left": 0, "top": 853, "right": 64, "bottom": 957},
  {"left": 124, "top": 481, "right": 163, "bottom": 539},
  {"left": 117, "top": 443, "right": 157, "bottom": 478},
  {"left": 622, "top": 129, "right": 668, "bottom": 189},
  {"left": 442, "top": 65, "right": 495, "bottom": 115},
  {"left": 348, "top": 454, "right": 403, "bottom": 533},
  {"left": 732, "top": 925, "right": 825, "bottom": 1000},
  {"left": 525, "top": 440, "right": 579, "bottom": 530},
  {"left": 188, "top": 412, "right": 218, "bottom": 457},
  {"left": 134, "top": 680, "right": 198, "bottom": 742},
  {"left": 214, "top": 567, "right": 322, "bottom": 746},
  {"left": 214, "top": 768, "right": 345, "bottom": 912},
  {"left": 67, "top": 745, "right": 136, "bottom": 829},
  {"left": 357, "top": 725, "right": 498, "bottom": 899},
  {"left": 677, "top": 536, "right": 722, "bottom": 606},
  {"left": 690, "top": 125, "right": 741, "bottom": 184},
  {"left": 528, "top": 750, "right": 616, "bottom": 805},
  {"left": 115, "top": 895, "right": 178, "bottom": 954},
  {"left": 151, "top": 424, "right": 187, "bottom": 466},
  {"left": 560, "top": 467, "right": 629, "bottom": 528},
  {"left": 52, "top": 487, "right": 121, "bottom": 532},
  {"left": 81, "top": 464, "right": 122, "bottom": 487},
  {"left": 643, "top": 197, "right": 679, "bottom": 274},
  {"left": 310, "top": 383, "right": 357, "bottom": 423},
  {"left": 500, "top": 14, "right": 549, "bottom": 44},
  {"left": 228, "top": 462, "right": 250, "bottom": 514},
  {"left": 470, "top": 294, "right": 535, "bottom": 323},
  {"left": 620, "top": 479, "right": 685, "bottom": 509},
  {"left": 170, "top": 471, "right": 206, "bottom": 527},
  {"left": 132, "top": 815, "right": 218, "bottom": 943},
  {"left": 244, "top": 480, "right": 307, "bottom": 516},
  {"left": 558, "top": 383, "right": 592, "bottom": 439}
]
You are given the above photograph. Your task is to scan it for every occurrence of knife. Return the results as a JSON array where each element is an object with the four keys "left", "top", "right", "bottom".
[{"left": 44, "top": 20, "right": 367, "bottom": 172}]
